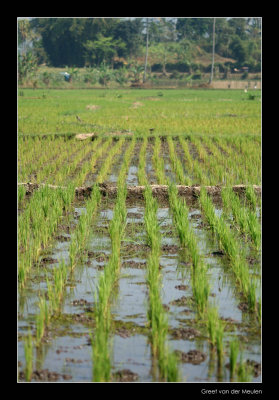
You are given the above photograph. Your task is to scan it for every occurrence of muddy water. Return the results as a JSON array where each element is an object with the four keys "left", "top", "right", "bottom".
[{"left": 18, "top": 195, "right": 261, "bottom": 382}]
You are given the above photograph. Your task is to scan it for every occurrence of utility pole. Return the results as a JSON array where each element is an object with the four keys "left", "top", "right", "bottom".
[
  {"left": 209, "top": 17, "right": 216, "bottom": 84},
  {"left": 143, "top": 18, "right": 149, "bottom": 83}
]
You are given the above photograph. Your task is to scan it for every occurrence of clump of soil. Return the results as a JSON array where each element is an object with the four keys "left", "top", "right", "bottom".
[
  {"left": 246, "top": 359, "right": 261, "bottom": 377},
  {"left": 170, "top": 296, "right": 193, "bottom": 306},
  {"left": 122, "top": 260, "right": 147, "bottom": 269},
  {"left": 175, "top": 284, "right": 189, "bottom": 291},
  {"left": 18, "top": 369, "right": 72, "bottom": 382},
  {"left": 211, "top": 250, "right": 225, "bottom": 256},
  {"left": 171, "top": 327, "right": 201, "bottom": 340},
  {"left": 86, "top": 251, "right": 110, "bottom": 262},
  {"left": 112, "top": 369, "right": 139, "bottom": 382},
  {"left": 71, "top": 313, "right": 94, "bottom": 324},
  {"left": 40, "top": 256, "right": 58, "bottom": 264},
  {"left": 161, "top": 244, "right": 180, "bottom": 254},
  {"left": 174, "top": 349, "right": 207, "bottom": 364},
  {"left": 238, "top": 302, "right": 249, "bottom": 312},
  {"left": 122, "top": 242, "right": 150, "bottom": 253},
  {"left": 115, "top": 327, "right": 133, "bottom": 338},
  {"left": 55, "top": 235, "right": 70, "bottom": 242},
  {"left": 127, "top": 212, "right": 143, "bottom": 219},
  {"left": 71, "top": 299, "right": 91, "bottom": 306}
]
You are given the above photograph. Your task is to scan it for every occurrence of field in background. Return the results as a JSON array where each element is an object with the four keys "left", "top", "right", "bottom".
[{"left": 18, "top": 88, "right": 261, "bottom": 137}]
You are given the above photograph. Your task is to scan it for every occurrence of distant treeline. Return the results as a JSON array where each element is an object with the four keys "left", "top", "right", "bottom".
[{"left": 18, "top": 17, "right": 261, "bottom": 72}]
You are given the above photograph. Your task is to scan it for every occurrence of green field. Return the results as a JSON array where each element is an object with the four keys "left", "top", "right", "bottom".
[{"left": 18, "top": 88, "right": 261, "bottom": 137}]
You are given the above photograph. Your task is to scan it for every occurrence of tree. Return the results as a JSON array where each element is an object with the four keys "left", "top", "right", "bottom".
[
  {"left": 229, "top": 36, "right": 247, "bottom": 65},
  {"left": 83, "top": 34, "right": 126, "bottom": 67},
  {"left": 176, "top": 18, "right": 211, "bottom": 41}
]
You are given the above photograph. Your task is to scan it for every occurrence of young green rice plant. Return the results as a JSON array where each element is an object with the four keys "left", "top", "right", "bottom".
[
  {"left": 215, "top": 319, "right": 224, "bottom": 367},
  {"left": 36, "top": 303, "right": 45, "bottom": 345},
  {"left": 229, "top": 338, "right": 239, "bottom": 379},
  {"left": 167, "top": 136, "right": 189, "bottom": 185},
  {"left": 18, "top": 185, "right": 26, "bottom": 206},
  {"left": 168, "top": 183, "right": 201, "bottom": 269},
  {"left": 207, "top": 306, "right": 219, "bottom": 349},
  {"left": 24, "top": 331, "right": 33, "bottom": 382},
  {"left": 237, "top": 353, "right": 253, "bottom": 382},
  {"left": 152, "top": 137, "right": 165, "bottom": 185},
  {"left": 191, "top": 263, "right": 210, "bottom": 317},
  {"left": 137, "top": 136, "right": 148, "bottom": 186},
  {"left": 245, "top": 184, "right": 260, "bottom": 211},
  {"left": 247, "top": 277, "right": 258, "bottom": 313}
]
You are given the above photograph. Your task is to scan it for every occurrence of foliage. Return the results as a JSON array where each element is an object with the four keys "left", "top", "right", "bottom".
[{"left": 26, "top": 17, "right": 261, "bottom": 71}]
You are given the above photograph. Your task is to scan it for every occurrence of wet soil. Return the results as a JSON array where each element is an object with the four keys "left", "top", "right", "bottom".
[
  {"left": 122, "top": 260, "right": 147, "bottom": 269},
  {"left": 174, "top": 349, "right": 207, "bottom": 364},
  {"left": 112, "top": 369, "right": 139, "bottom": 382},
  {"left": 19, "top": 369, "right": 72, "bottom": 382},
  {"left": 170, "top": 327, "right": 201, "bottom": 340}
]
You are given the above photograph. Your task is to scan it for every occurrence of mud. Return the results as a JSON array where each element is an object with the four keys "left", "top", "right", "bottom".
[
  {"left": 174, "top": 349, "right": 207, "bottom": 364},
  {"left": 122, "top": 260, "right": 147, "bottom": 269},
  {"left": 18, "top": 182, "right": 261, "bottom": 202},
  {"left": 19, "top": 369, "right": 72, "bottom": 382},
  {"left": 112, "top": 369, "right": 139, "bottom": 382},
  {"left": 170, "top": 327, "right": 201, "bottom": 340}
]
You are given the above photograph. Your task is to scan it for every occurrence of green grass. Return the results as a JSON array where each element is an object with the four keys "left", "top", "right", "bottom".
[{"left": 18, "top": 89, "right": 261, "bottom": 137}]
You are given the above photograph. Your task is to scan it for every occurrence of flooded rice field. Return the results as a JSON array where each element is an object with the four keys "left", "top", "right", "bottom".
[{"left": 18, "top": 136, "right": 261, "bottom": 382}]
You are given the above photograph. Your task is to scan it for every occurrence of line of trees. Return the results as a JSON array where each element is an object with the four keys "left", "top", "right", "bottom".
[{"left": 18, "top": 17, "right": 261, "bottom": 72}]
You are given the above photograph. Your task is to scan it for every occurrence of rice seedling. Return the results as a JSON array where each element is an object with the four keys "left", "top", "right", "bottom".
[
  {"left": 35, "top": 304, "right": 45, "bottom": 345},
  {"left": 24, "top": 332, "right": 33, "bottom": 382},
  {"left": 207, "top": 306, "right": 219, "bottom": 348},
  {"left": 229, "top": 339, "right": 239, "bottom": 379},
  {"left": 237, "top": 354, "right": 253, "bottom": 382}
]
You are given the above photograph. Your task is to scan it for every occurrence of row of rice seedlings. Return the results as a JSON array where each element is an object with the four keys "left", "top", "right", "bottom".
[
  {"left": 92, "top": 139, "right": 135, "bottom": 382},
  {"left": 143, "top": 183, "right": 180, "bottom": 382},
  {"left": 167, "top": 136, "right": 191, "bottom": 185},
  {"left": 138, "top": 136, "right": 148, "bottom": 186},
  {"left": 221, "top": 187, "right": 261, "bottom": 250},
  {"left": 178, "top": 136, "right": 209, "bottom": 185},
  {"left": 68, "top": 138, "right": 124, "bottom": 270},
  {"left": 245, "top": 184, "right": 261, "bottom": 211},
  {"left": 23, "top": 331, "right": 33, "bottom": 382},
  {"left": 34, "top": 259, "right": 68, "bottom": 348},
  {"left": 138, "top": 139, "right": 180, "bottom": 381},
  {"left": 199, "top": 187, "right": 261, "bottom": 319},
  {"left": 152, "top": 136, "right": 166, "bottom": 185}
]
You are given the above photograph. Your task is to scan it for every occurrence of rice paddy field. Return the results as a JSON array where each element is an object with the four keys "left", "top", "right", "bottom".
[{"left": 18, "top": 88, "right": 261, "bottom": 383}]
